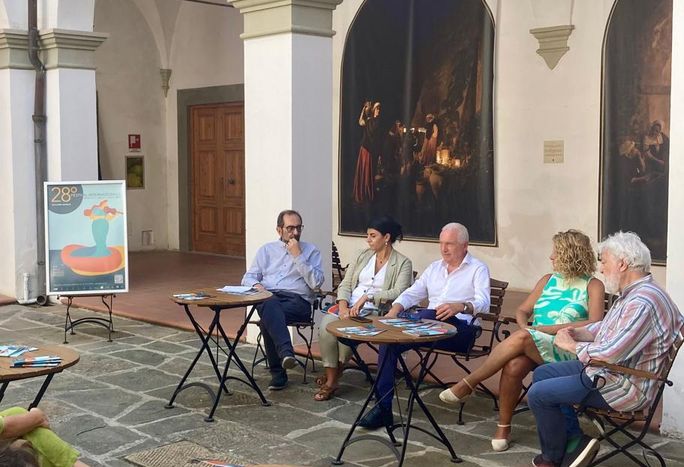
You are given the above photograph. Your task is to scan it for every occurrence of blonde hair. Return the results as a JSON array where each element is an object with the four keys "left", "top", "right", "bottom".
[{"left": 552, "top": 229, "right": 596, "bottom": 278}]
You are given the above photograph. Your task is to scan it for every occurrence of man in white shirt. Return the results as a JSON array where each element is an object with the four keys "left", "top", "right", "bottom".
[
  {"left": 358, "top": 222, "right": 491, "bottom": 429},
  {"left": 242, "top": 210, "right": 324, "bottom": 390}
]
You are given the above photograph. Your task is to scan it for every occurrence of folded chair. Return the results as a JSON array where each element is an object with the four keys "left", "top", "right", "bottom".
[
  {"left": 575, "top": 323, "right": 684, "bottom": 467},
  {"left": 415, "top": 278, "right": 509, "bottom": 424}
]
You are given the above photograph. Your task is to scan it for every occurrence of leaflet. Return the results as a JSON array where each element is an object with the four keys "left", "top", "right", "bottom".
[
  {"left": 337, "top": 326, "right": 386, "bottom": 337},
  {"left": 216, "top": 286, "right": 258, "bottom": 295},
  {"left": 402, "top": 327, "right": 451, "bottom": 337},
  {"left": 0, "top": 345, "right": 38, "bottom": 358}
]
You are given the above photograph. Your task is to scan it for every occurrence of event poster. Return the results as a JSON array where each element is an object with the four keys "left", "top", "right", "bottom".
[{"left": 45, "top": 181, "right": 129, "bottom": 295}]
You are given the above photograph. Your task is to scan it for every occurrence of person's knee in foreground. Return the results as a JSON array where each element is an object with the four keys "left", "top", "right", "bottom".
[
  {"left": 0, "top": 406, "right": 89, "bottom": 467},
  {"left": 357, "top": 222, "right": 491, "bottom": 430},
  {"left": 528, "top": 231, "right": 683, "bottom": 467},
  {"left": 315, "top": 216, "right": 412, "bottom": 401},
  {"left": 440, "top": 229, "right": 605, "bottom": 452},
  {"left": 241, "top": 210, "right": 324, "bottom": 390}
]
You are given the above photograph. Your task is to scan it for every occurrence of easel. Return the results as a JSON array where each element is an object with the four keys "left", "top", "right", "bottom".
[{"left": 60, "top": 294, "right": 115, "bottom": 344}]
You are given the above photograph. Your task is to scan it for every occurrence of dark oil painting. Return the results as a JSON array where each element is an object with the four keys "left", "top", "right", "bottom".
[
  {"left": 338, "top": 0, "right": 495, "bottom": 244},
  {"left": 600, "top": 0, "right": 672, "bottom": 263}
]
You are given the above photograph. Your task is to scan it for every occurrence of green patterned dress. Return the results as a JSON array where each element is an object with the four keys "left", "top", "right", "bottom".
[{"left": 529, "top": 273, "right": 591, "bottom": 363}]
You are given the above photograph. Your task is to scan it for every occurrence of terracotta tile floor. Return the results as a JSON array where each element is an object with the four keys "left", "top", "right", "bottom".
[{"left": 67, "top": 250, "right": 248, "bottom": 334}]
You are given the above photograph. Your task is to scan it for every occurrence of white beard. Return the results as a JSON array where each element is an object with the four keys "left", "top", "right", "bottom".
[{"left": 604, "top": 273, "right": 620, "bottom": 295}]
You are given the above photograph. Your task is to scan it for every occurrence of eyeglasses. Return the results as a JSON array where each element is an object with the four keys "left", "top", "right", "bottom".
[{"left": 283, "top": 225, "right": 304, "bottom": 233}]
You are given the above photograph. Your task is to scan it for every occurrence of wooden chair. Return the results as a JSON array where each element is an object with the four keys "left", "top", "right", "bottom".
[
  {"left": 576, "top": 323, "right": 684, "bottom": 467},
  {"left": 416, "top": 278, "right": 509, "bottom": 424},
  {"left": 332, "top": 242, "right": 348, "bottom": 291}
]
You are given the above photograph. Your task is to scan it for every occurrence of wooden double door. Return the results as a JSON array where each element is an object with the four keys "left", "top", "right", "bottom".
[{"left": 190, "top": 102, "right": 245, "bottom": 257}]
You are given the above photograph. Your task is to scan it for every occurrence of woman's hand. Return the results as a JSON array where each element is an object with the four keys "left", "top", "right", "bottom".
[
  {"left": 349, "top": 295, "right": 368, "bottom": 317},
  {"left": 338, "top": 302, "right": 351, "bottom": 320}
]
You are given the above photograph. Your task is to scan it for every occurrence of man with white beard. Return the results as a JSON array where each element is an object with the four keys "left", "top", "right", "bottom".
[{"left": 526, "top": 231, "right": 683, "bottom": 467}]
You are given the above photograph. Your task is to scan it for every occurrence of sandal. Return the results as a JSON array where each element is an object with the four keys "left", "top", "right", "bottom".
[
  {"left": 491, "top": 424, "right": 511, "bottom": 452},
  {"left": 439, "top": 378, "right": 474, "bottom": 405},
  {"left": 314, "top": 385, "right": 338, "bottom": 401},
  {"left": 316, "top": 366, "right": 344, "bottom": 387}
]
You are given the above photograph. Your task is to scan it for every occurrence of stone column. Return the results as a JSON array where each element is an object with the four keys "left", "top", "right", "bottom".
[
  {"left": 229, "top": 0, "right": 341, "bottom": 343},
  {"left": 662, "top": 1, "right": 684, "bottom": 438},
  {"left": 40, "top": 29, "right": 106, "bottom": 181},
  {"left": 0, "top": 28, "right": 39, "bottom": 298},
  {"left": 0, "top": 1, "right": 105, "bottom": 300}
]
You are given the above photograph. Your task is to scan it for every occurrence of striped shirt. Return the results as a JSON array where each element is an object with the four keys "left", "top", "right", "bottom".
[{"left": 576, "top": 275, "right": 683, "bottom": 411}]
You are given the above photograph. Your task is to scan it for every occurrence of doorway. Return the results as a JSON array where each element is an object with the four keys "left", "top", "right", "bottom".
[{"left": 189, "top": 102, "right": 245, "bottom": 256}]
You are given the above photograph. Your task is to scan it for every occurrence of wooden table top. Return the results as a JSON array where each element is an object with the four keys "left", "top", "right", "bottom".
[
  {"left": 326, "top": 316, "right": 457, "bottom": 345},
  {"left": 170, "top": 287, "right": 273, "bottom": 308},
  {"left": 0, "top": 345, "right": 80, "bottom": 382}
]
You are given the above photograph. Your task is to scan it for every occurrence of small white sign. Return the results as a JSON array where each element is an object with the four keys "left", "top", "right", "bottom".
[{"left": 544, "top": 140, "right": 564, "bottom": 163}]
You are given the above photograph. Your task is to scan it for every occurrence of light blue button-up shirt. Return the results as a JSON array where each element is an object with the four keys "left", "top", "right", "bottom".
[{"left": 241, "top": 240, "right": 324, "bottom": 303}]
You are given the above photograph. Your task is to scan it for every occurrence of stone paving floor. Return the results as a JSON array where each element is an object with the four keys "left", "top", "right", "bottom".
[{"left": 1, "top": 303, "right": 683, "bottom": 467}]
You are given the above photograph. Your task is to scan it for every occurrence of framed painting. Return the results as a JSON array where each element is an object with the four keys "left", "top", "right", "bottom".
[
  {"left": 44, "top": 180, "right": 129, "bottom": 295},
  {"left": 600, "top": 0, "right": 672, "bottom": 263},
  {"left": 338, "top": 0, "right": 496, "bottom": 244}
]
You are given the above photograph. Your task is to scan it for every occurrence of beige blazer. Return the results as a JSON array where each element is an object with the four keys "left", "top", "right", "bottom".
[{"left": 336, "top": 248, "right": 413, "bottom": 310}]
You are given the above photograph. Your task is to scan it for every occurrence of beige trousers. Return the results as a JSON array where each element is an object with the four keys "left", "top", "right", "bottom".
[{"left": 318, "top": 312, "right": 354, "bottom": 368}]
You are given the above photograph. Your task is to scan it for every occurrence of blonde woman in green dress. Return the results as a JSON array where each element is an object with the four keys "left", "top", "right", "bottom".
[{"left": 439, "top": 229, "right": 604, "bottom": 452}]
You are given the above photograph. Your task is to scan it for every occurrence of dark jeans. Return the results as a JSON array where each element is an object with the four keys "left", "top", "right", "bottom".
[
  {"left": 375, "top": 308, "right": 481, "bottom": 409},
  {"left": 257, "top": 290, "right": 311, "bottom": 375},
  {"left": 528, "top": 360, "right": 612, "bottom": 464}
]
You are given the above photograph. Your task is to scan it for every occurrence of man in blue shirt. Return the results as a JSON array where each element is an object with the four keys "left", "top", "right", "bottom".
[{"left": 242, "top": 210, "right": 324, "bottom": 390}]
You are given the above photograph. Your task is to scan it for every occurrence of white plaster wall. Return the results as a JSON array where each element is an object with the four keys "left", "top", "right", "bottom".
[
  {"left": 0, "top": 0, "right": 27, "bottom": 28},
  {"left": 332, "top": 0, "right": 665, "bottom": 291},
  {"left": 165, "top": 2, "right": 244, "bottom": 249},
  {"left": 662, "top": 0, "right": 684, "bottom": 439},
  {"left": 94, "top": 0, "right": 166, "bottom": 250}
]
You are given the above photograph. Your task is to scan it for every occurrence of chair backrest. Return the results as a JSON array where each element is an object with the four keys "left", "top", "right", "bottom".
[
  {"left": 660, "top": 322, "right": 684, "bottom": 382},
  {"left": 603, "top": 292, "right": 617, "bottom": 313},
  {"left": 332, "top": 241, "right": 346, "bottom": 277},
  {"left": 331, "top": 242, "right": 348, "bottom": 290},
  {"left": 489, "top": 278, "right": 508, "bottom": 316}
]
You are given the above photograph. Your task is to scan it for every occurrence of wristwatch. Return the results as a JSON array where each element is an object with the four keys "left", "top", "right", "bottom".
[
  {"left": 367, "top": 292, "right": 374, "bottom": 301},
  {"left": 463, "top": 302, "right": 469, "bottom": 313}
]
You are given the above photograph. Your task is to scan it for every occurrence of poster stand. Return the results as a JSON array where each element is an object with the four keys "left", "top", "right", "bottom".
[{"left": 60, "top": 294, "right": 115, "bottom": 344}]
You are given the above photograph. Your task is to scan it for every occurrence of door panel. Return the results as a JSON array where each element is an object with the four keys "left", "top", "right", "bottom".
[{"left": 190, "top": 102, "right": 245, "bottom": 256}]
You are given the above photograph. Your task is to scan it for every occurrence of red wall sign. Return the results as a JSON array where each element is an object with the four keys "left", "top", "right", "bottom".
[{"left": 128, "top": 134, "right": 141, "bottom": 151}]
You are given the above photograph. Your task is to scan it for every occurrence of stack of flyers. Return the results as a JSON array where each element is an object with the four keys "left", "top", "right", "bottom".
[
  {"left": 173, "top": 292, "right": 209, "bottom": 301},
  {"left": 402, "top": 326, "right": 451, "bottom": 337},
  {"left": 216, "top": 286, "right": 258, "bottom": 295},
  {"left": 0, "top": 345, "right": 37, "bottom": 358},
  {"left": 337, "top": 326, "right": 386, "bottom": 337},
  {"left": 11, "top": 356, "right": 62, "bottom": 368},
  {"left": 379, "top": 318, "right": 433, "bottom": 329}
]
